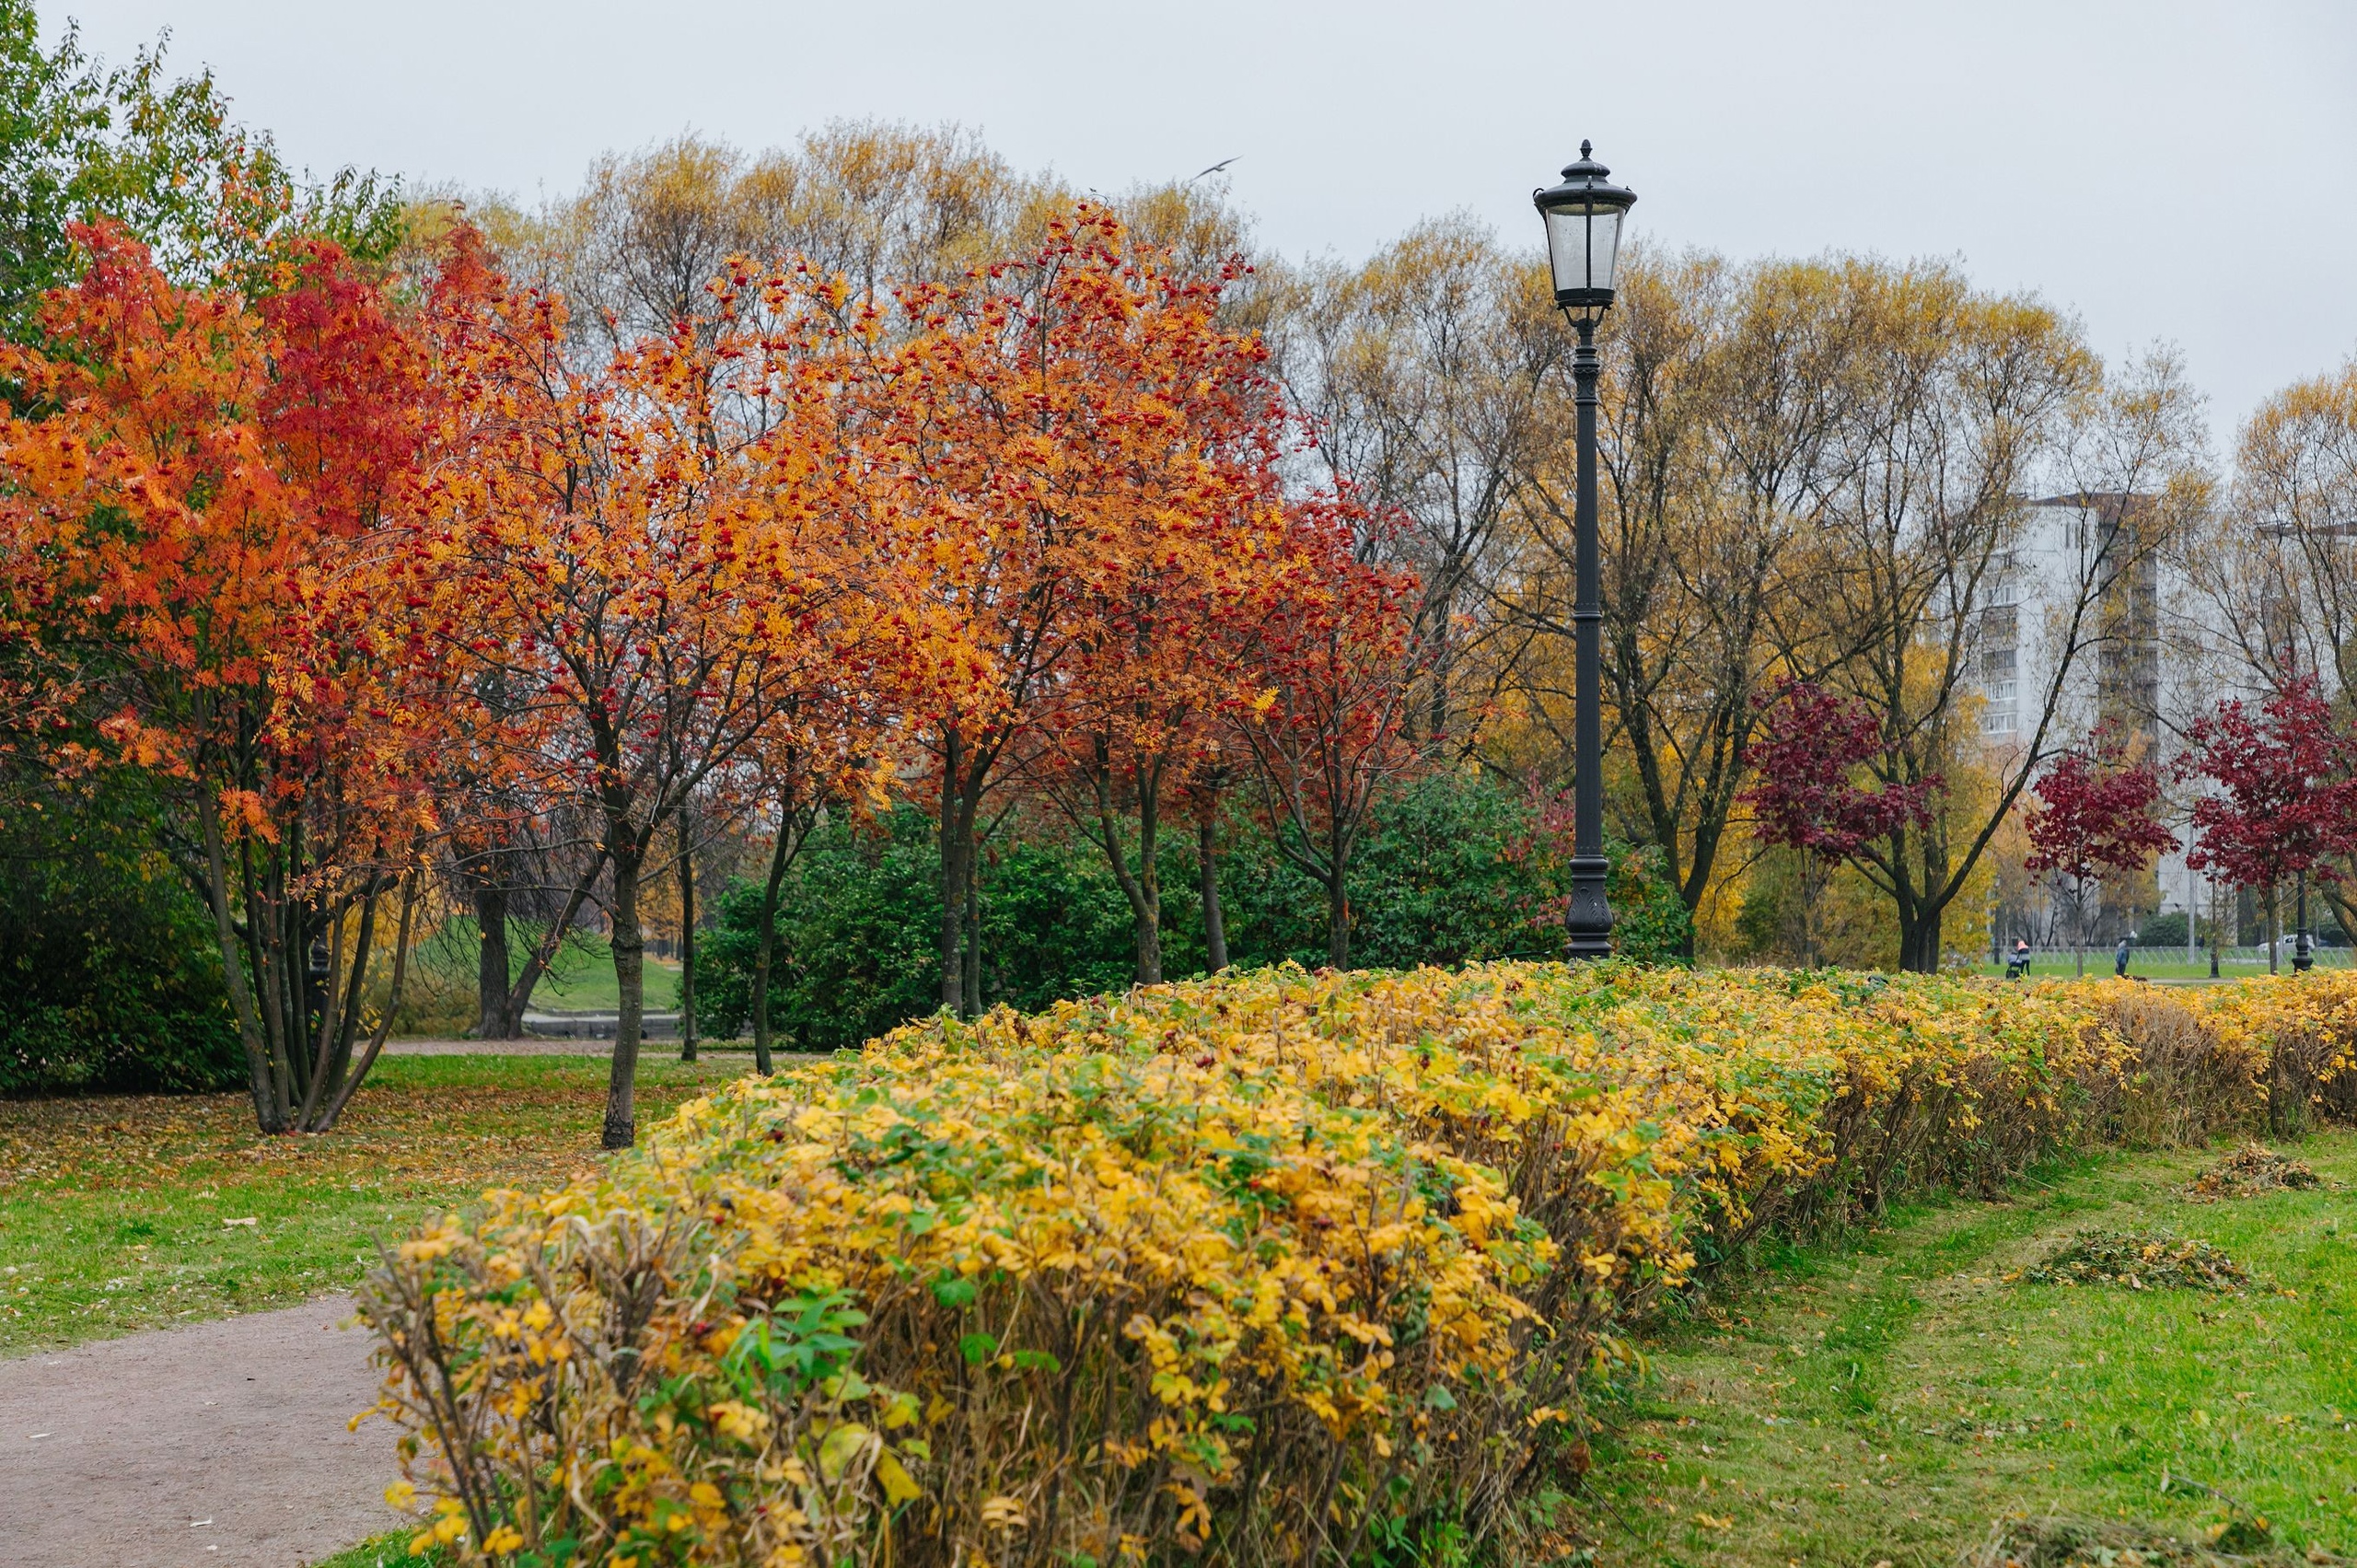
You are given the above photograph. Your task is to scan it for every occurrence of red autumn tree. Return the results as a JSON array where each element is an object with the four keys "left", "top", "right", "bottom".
[
  {"left": 1742, "top": 678, "right": 1934, "bottom": 966},
  {"left": 1232, "top": 495, "right": 1429, "bottom": 969},
  {"left": 2024, "top": 722, "right": 2176, "bottom": 974},
  {"left": 2177, "top": 672, "right": 2357, "bottom": 973},
  {"left": 0, "top": 224, "right": 446, "bottom": 1131},
  {"left": 1029, "top": 252, "right": 1298, "bottom": 985}
]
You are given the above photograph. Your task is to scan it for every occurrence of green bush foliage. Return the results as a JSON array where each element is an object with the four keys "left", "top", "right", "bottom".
[
  {"left": 696, "top": 773, "right": 1691, "bottom": 1046},
  {"left": 0, "top": 780, "right": 240, "bottom": 1094}
]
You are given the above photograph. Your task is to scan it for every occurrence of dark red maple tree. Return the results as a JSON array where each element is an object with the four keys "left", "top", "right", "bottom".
[
  {"left": 2177, "top": 672, "right": 2357, "bottom": 973},
  {"left": 2024, "top": 723, "right": 2176, "bottom": 975},
  {"left": 1742, "top": 679, "right": 1934, "bottom": 965}
]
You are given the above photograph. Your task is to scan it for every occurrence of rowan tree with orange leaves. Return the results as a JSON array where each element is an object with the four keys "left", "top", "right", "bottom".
[
  {"left": 1233, "top": 497, "right": 1432, "bottom": 969},
  {"left": 1019, "top": 247, "right": 1303, "bottom": 984},
  {"left": 826, "top": 209, "right": 1303, "bottom": 1010},
  {"left": 0, "top": 224, "right": 446, "bottom": 1131},
  {"left": 404, "top": 239, "right": 867, "bottom": 1147}
]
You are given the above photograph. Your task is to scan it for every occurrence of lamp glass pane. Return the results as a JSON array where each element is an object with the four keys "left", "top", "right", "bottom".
[
  {"left": 1586, "top": 206, "right": 1622, "bottom": 293},
  {"left": 1542, "top": 205, "right": 1592, "bottom": 294},
  {"left": 1542, "top": 203, "right": 1624, "bottom": 295}
]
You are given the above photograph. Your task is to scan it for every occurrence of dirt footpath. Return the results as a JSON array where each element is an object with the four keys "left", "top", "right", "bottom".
[
  {"left": 383, "top": 1037, "right": 610, "bottom": 1056},
  {"left": 0, "top": 1295, "right": 399, "bottom": 1566}
]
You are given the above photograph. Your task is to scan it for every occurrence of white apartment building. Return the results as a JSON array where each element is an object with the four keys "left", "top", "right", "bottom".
[{"left": 1974, "top": 493, "right": 2210, "bottom": 939}]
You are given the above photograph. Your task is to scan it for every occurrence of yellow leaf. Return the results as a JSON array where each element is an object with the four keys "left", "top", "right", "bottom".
[
  {"left": 873, "top": 1449, "right": 922, "bottom": 1505},
  {"left": 817, "top": 1421, "right": 871, "bottom": 1481}
]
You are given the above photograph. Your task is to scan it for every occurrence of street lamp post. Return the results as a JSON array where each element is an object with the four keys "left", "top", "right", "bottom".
[
  {"left": 2295, "top": 869, "right": 2314, "bottom": 972},
  {"left": 1535, "top": 142, "right": 1636, "bottom": 961}
]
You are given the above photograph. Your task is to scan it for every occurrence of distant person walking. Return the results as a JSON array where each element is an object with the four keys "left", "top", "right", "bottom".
[
  {"left": 2007, "top": 938, "right": 2031, "bottom": 981},
  {"left": 2115, "top": 933, "right": 2132, "bottom": 978}
]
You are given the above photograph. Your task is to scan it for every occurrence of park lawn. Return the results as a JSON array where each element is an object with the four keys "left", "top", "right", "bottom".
[
  {"left": 1582, "top": 1132, "right": 2357, "bottom": 1565},
  {"left": 401, "top": 913, "right": 682, "bottom": 1017},
  {"left": 315, "top": 1533, "right": 440, "bottom": 1568},
  {"left": 527, "top": 947, "right": 683, "bottom": 1014},
  {"left": 0, "top": 1052, "right": 753, "bottom": 1355},
  {"left": 1964, "top": 957, "right": 2354, "bottom": 981}
]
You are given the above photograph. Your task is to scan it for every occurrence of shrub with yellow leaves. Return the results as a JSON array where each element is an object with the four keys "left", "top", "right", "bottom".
[{"left": 360, "top": 961, "right": 2351, "bottom": 1567}]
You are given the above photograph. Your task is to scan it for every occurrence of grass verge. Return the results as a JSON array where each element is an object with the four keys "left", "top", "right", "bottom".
[
  {"left": 0, "top": 1051, "right": 752, "bottom": 1354},
  {"left": 309, "top": 1533, "right": 435, "bottom": 1568},
  {"left": 1582, "top": 1132, "right": 2357, "bottom": 1565}
]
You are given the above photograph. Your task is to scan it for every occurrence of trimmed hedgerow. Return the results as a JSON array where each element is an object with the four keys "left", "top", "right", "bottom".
[{"left": 359, "top": 963, "right": 2351, "bottom": 1567}]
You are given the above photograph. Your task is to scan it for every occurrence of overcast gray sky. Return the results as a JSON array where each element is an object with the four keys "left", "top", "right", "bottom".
[{"left": 40, "top": 0, "right": 2357, "bottom": 461}]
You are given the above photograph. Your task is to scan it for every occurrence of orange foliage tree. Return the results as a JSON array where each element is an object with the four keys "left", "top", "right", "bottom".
[
  {"left": 0, "top": 225, "right": 444, "bottom": 1131},
  {"left": 826, "top": 209, "right": 1308, "bottom": 1005},
  {"left": 1025, "top": 250, "right": 1302, "bottom": 984},
  {"left": 402, "top": 240, "right": 867, "bottom": 1147}
]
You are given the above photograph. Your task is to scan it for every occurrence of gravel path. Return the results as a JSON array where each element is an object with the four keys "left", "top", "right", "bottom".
[
  {"left": 382, "top": 1037, "right": 611, "bottom": 1056},
  {"left": 0, "top": 1295, "right": 399, "bottom": 1566}
]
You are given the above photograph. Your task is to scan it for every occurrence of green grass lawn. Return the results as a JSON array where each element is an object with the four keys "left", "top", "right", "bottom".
[
  {"left": 393, "top": 915, "right": 681, "bottom": 1026},
  {"left": 0, "top": 1052, "right": 752, "bottom": 1354},
  {"left": 1582, "top": 1133, "right": 2357, "bottom": 1564},
  {"left": 526, "top": 946, "right": 683, "bottom": 1014},
  {"left": 313, "top": 1534, "right": 435, "bottom": 1568},
  {"left": 1964, "top": 955, "right": 2353, "bottom": 982}
]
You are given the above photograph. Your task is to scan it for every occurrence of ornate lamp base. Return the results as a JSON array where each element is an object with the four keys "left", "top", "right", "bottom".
[{"left": 1565, "top": 854, "right": 1615, "bottom": 961}]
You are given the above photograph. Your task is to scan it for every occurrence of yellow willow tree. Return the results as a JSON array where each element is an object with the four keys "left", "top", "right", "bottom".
[
  {"left": 1797, "top": 269, "right": 2205, "bottom": 971},
  {"left": 405, "top": 234, "right": 864, "bottom": 1147},
  {"left": 2189, "top": 357, "right": 2357, "bottom": 690},
  {"left": 1266, "top": 217, "right": 1558, "bottom": 738}
]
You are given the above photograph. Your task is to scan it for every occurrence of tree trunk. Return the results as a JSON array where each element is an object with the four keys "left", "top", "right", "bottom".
[
  {"left": 501, "top": 850, "right": 610, "bottom": 1039},
  {"left": 938, "top": 738, "right": 969, "bottom": 1016},
  {"left": 1326, "top": 874, "right": 1350, "bottom": 970},
  {"left": 962, "top": 826, "right": 982, "bottom": 1017},
  {"left": 473, "top": 877, "right": 511, "bottom": 1040},
  {"left": 2073, "top": 878, "right": 2087, "bottom": 979},
  {"left": 2267, "top": 885, "right": 2280, "bottom": 975},
  {"left": 2210, "top": 875, "right": 2223, "bottom": 978},
  {"left": 1091, "top": 750, "right": 1164, "bottom": 985},
  {"left": 677, "top": 811, "right": 698, "bottom": 1063},
  {"left": 1896, "top": 903, "right": 1944, "bottom": 973},
  {"left": 319, "top": 878, "right": 418, "bottom": 1130},
  {"left": 197, "top": 788, "right": 280, "bottom": 1132},
  {"left": 1199, "top": 814, "right": 1227, "bottom": 973},
  {"left": 602, "top": 835, "right": 647, "bottom": 1149},
  {"left": 1798, "top": 854, "right": 1823, "bottom": 969},
  {"left": 750, "top": 819, "right": 794, "bottom": 1076}
]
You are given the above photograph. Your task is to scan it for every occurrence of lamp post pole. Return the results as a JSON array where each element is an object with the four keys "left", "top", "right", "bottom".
[
  {"left": 2295, "top": 869, "right": 2313, "bottom": 972},
  {"left": 1534, "top": 141, "right": 1635, "bottom": 961},
  {"left": 1566, "top": 314, "right": 1612, "bottom": 959}
]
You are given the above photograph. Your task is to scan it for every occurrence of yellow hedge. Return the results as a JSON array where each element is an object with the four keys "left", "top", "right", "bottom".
[{"left": 361, "top": 962, "right": 2353, "bottom": 1568}]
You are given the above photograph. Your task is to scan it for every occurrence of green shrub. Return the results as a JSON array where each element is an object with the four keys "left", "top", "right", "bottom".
[
  {"left": 0, "top": 780, "right": 240, "bottom": 1094},
  {"left": 698, "top": 776, "right": 1692, "bottom": 1047}
]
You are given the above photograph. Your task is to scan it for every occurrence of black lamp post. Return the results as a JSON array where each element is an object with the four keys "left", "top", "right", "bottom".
[
  {"left": 1535, "top": 141, "right": 1636, "bottom": 961},
  {"left": 2295, "top": 868, "right": 2313, "bottom": 972}
]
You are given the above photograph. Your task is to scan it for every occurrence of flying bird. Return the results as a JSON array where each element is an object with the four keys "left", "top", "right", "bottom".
[{"left": 1189, "top": 157, "right": 1240, "bottom": 184}]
